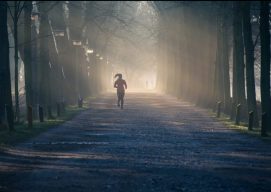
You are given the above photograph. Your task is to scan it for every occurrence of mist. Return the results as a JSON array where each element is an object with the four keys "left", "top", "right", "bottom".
[{"left": 1, "top": 1, "right": 269, "bottom": 133}]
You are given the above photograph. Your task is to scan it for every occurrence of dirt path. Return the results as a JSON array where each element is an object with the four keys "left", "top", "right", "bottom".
[{"left": 1, "top": 92, "right": 271, "bottom": 192}]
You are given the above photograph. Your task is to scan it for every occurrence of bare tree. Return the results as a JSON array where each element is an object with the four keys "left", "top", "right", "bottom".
[
  {"left": 242, "top": 1, "right": 259, "bottom": 127},
  {"left": 0, "top": 1, "right": 14, "bottom": 130},
  {"left": 24, "top": 1, "right": 33, "bottom": 111},
  {"left": 39, "top": 1, "right": 53, "bottom": 118},
  {"left": 7, "top": 1, "right": 25, "bottom": 122},
  {"left": 260, "top": 1, "right": 270, "bottom": 136},
  {"left": 232, "top": 1, "right": 247, "bottom": 119}
]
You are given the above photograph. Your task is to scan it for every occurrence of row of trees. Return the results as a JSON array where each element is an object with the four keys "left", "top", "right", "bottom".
[
  {"left": 155, "top": 1, "right": 270, "bottom": 136},
  {"left": 0, "top": 1, "right": 158, "bottom": 131},
  {"left": 0, "top": 1, "right": 113, "bottom": 131}
]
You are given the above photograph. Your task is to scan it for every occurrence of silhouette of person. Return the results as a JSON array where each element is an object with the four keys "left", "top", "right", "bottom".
[{"left": 114, "top": 73, "right": 127, "bottom": 109}]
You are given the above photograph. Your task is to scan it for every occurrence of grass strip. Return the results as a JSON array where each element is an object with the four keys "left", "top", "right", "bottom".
[{"left": 0, "top": 104, "right": 89, "bottom": 146}]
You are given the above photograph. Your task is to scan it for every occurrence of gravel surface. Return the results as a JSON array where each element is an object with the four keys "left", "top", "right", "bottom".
[{"left": 0, "top": 92, "right": 271, "bottom": 192}]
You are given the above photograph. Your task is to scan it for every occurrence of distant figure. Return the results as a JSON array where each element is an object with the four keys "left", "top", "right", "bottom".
[{"left": 114, "top": 73, "right": 127, "bottom": 109}]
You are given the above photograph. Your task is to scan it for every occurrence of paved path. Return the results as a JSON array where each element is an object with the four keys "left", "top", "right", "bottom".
[{"left": 0, "top": 92, "right": 271, "bottom": 192}]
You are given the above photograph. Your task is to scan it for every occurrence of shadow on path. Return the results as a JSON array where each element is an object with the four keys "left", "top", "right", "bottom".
[{"left": 0, "top": 92, "right": 271, "bottom": 192}]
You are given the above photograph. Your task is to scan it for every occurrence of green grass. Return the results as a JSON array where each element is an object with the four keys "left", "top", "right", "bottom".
[
  {"left": 0, "top": 104, "right": 89, "bottom": 146},
  {"left": 208, "top": 110, "right": 271, "bottom": 141}
]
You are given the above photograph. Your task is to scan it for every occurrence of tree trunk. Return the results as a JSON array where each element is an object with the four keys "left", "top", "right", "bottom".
[
  {"left": 14, "top": 1, "right": 20, "bottom": 122},
  {"left": 39, "top": 2, "right": 53, "bottom": 119},
  {"left": 175, "top": 7, "right": 183, "bottom": 99},
  {"left": 233, "top": 2, "right": 247, "bottom": 120},
  {"left": 242, "top": 1, "right": 259, "bottom": 127},
  {"left": 0, "top": 1, "right": 14, "bottom": 130},
  {"left": 182, "top": 7, "right": 190, "bottom": 100},
  {"left": 221, "top": 3, "right": 231, "bottom": 114},
  {"left": 31, "top": 23, "right": 40, "bottom": 118},
  {"left": 207, "top": 10, "right": 217, "bottom": 108},
  {"left": 163, "top": 15, "right": 169, "bottom": 94},
  {"left": 214, "top": 12, "right": 223, "bottom": 105},
  {"left": 24, "top": 1, "right": 33, "bottom": 111},
  {"left": 260, "top": 1, "right": 270, "bottom": 135}
]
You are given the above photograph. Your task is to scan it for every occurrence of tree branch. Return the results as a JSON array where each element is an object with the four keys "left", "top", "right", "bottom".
[
  {"left": 7, "top": 4, "right": 15, "bottom": 22},
  {"left": 17, "top": 1, "right": 25, "bottom": 19},
  {"left": 253, "top": 32, "right": 260, "bottom": 49}
]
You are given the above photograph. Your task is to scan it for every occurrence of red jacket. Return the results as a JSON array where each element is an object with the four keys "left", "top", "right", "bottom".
[{"left": 114, "top": 79, "right": 127, "bottom": 92}]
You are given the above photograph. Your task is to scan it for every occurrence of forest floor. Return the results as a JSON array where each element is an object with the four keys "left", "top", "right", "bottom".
[{"left": 0, "top": 92, "right": 271, "bottom": 192}]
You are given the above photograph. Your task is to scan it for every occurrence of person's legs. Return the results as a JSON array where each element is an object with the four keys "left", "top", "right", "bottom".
[
  {"left": 120, "top": 92, "right": 125, "bottom": 109},
  {"left": 120, "top": 97, "right": 123, "bottom": 109},
  {"left": 117, "top": 92, "right": 121, "bottom": 107}
]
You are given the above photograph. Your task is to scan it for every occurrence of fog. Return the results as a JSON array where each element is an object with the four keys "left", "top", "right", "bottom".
[{"left": 6, "top": 1, "right": 263, "bottom": 112}]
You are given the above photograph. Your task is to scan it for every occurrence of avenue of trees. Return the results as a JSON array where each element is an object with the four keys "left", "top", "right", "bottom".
[
  {"left": 1, "top": 1, "right": 271, "bottom": 137},
  {"left": 155, "top": 1, "right": 271, "bottom": 136},
  {"left": 0, "top": 1, "right": 156, "bottom": 131}
]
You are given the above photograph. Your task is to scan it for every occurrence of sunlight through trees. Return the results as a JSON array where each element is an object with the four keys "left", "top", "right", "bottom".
[{"left": 0, "top": 1, "right": 270, "bottom": 136}]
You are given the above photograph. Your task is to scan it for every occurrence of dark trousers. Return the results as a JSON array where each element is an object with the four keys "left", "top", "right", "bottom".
[{"left": 117, "top": 91, "right": 125, "bottom": 108}]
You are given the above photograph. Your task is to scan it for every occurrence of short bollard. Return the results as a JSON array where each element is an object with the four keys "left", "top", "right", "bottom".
[
  {"left": 230, "top": 102, "right": 235, "bottom": 120},
  {"left": 5, "top": 104, "right": 14, "bottom": 131},
  {"left": 4, "top": 104, "right": 8, "bottom": 123},
  {"left": 248, "top": 111, "right": 254, "bottom": 131},
  {"left": 216, "top": 101, "right": 222, "bottom": 118},
  {"left": 39, "top": 105, "right": 44, "bottom": 122},
  {"left": 47, "top": 105, "right": 53, "bottom": 119},
  {"left": 212, "top": 102, "right": 216, "bottom": 112},
  {"left": 261, "top": 113, "right": 268, "bottom": 137},
  {"left": 57, "top": 103, "right": 61, "bottom": 117},
  {"left": 235, "top": 104, "right": 241, "bottom": 125},
  {"left": 78, "top": 98, "right": 83, "bottom": 108},
  {"left": 27, "top": 106, "right": 33, "bottom": 128},
  {"left": 61, "top": 101, "right": 66, "bottom": 113}
]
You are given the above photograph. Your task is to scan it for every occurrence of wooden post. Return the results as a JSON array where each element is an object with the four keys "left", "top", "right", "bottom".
[
  {"left": 235, "top": 104, "right": 241, "bottom": 125},
  {"left": 27, "top": 106, "right": 33, "bottom": 128},
  {"left": 5, "top": 104, "right": 14, "bottom": 131},
  {"left": 39, "top": 105, "right": 44, "bottom": 122},
  {"left": 230, "top": 102, "right": 235, "bottom": 120},
  {"left": 261, "top": 112, "right": 268, "bottom": 137},
  {"left": 248, "top": 111, "right": 253, "bottom": 130},
  {"left": 47, "top": 105, "right": 53, "bottom": 119},
  {"left": 57, "top": 103, "right": 61, "bottom": 117},
  {"left": 216, "top": 101, "right": 222, "bottom": 118},
  {"left": 78, "top": 98, "right": 83, "bottom": 108},
  {"left": 61, "top": 101, "right": 66, "bottom": 113},
  {"left": 212, "top": 101, "right": 216, "bottom": 112},
  {"left": 4, "top": 104, "right": 8, "bottom": 124}
]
